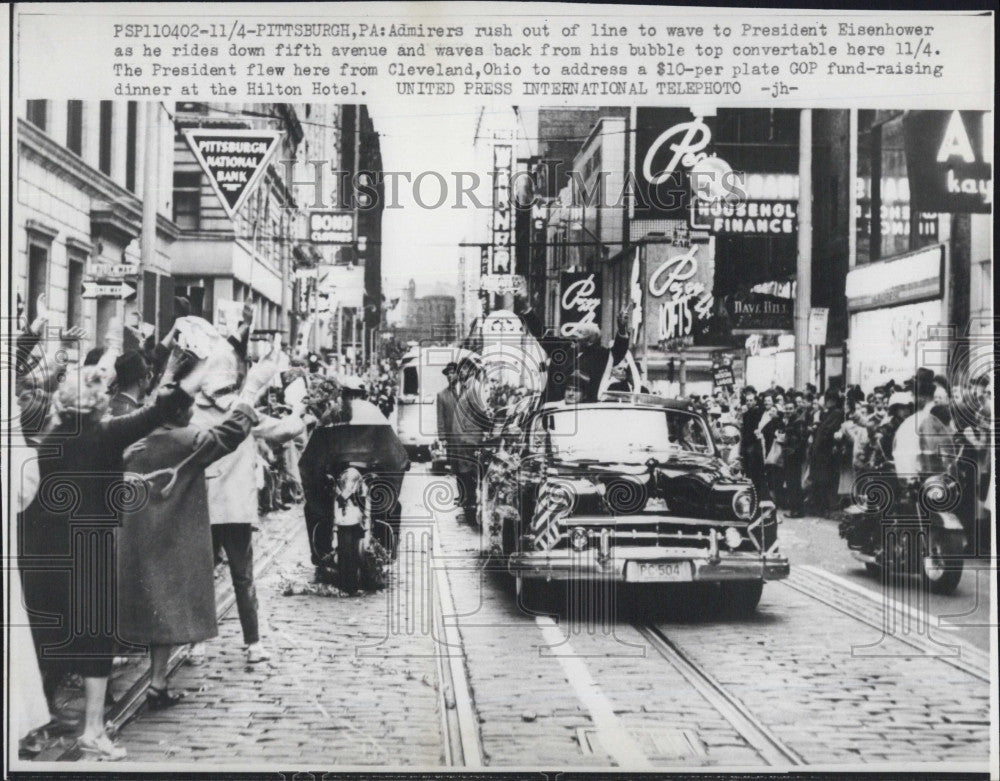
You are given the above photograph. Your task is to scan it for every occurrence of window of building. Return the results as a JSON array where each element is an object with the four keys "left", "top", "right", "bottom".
[
  {"left": 173, "top": 171, "right": 202, "bottom": 230},
  {"left": 66, "top": 101, "right": 83, "bottom": 155},
  {"left": 26, "top": 241, "right": 49, "bottom": 323},
  {"left": 98, "top": 101, "right": 113, "bottom": 175},
  {"left": 125, "top": 101, "right": 138, "bottom": 192},
  {"left": 270, "top": 207, "right": 281, "bottom": 267},
  {"left": 856, "top": 111, "right": 939, "bottom": 264},
  {"left": 26, "top": 100, "right": 47, "bottom": 130},
  {"left": 66, "top": 256, "right": 84, "bottom": 327}
]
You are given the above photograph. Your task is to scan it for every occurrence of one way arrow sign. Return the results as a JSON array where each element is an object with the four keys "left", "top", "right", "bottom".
[{"left": 82, "top": 281, "right": 137, "bottom": 300}]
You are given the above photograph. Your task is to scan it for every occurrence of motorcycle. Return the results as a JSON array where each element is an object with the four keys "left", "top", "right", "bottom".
[
  {"left": 839, "top": 465, "right": 966, "bottom": 595},
  {"left": 299, "top": 416, "right": 410, "bottom": 591},
  {"left": 323, "top": 465, "right": 377, "bottom": 593}
]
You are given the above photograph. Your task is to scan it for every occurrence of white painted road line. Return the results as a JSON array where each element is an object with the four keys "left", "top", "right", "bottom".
[{"left": 535, "top": 615, "right": 652, "bottom": 769}]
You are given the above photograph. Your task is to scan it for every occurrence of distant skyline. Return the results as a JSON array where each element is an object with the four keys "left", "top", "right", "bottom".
[
  {"left": 387, "top": 277, "right": 458, "bottom": 299},
  {"left": 367, "top": 104, "right": 479, "bottom": 305}
]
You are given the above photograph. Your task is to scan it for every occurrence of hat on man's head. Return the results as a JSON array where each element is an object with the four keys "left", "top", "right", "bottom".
[
  {"left": 114, "top": 350, "right": 148, "bottom": 387},
  {"left": 913, "top": 367, "right": 936, "bottom": 400},
  {"left": 443, "top": 362, "right": 458, "bottom": 376}
]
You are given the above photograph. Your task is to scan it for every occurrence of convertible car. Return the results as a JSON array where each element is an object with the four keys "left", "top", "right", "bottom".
[{"left": 478, "top": 392, "right": 789, "bottom": 615}]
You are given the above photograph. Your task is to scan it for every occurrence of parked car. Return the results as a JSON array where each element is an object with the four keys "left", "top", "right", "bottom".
[{"left": 478, "top": 393, "right": 789, "bottom": 615}]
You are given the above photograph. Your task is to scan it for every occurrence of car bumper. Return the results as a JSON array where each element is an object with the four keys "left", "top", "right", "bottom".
[{"left": 508, "top": 547, "right": 790, "bottom": 583}]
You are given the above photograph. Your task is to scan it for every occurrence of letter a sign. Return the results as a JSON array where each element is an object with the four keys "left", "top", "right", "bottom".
[{"left": 183, "top": 128, "right": 283, "bottom": 220}]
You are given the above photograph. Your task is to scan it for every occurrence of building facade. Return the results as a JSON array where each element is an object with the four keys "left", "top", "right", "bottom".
[
  {"left": 844, "top": 109, "right": 992, "bottom": 391},
  {"left": 390, "top": 279, "right": 456, "bottom": 344},
  {"left": 531, "top": 106, "right": 991, "bottom": 397},
  {"left": 169, "top": 102, "right": 304, "bottom": 342},
  {"left": 15, "top": 99, "right": 177, "bottom": 347}
]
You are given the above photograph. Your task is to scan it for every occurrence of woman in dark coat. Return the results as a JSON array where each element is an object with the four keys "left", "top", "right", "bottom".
[
  {"left": 117, "top": 353, "right": 277, "bottom": 707},
  {"left": 18, "top": 365, "right": 189, "bottom": 760},
  {"left": 807, "top": 390, "right": 845, "bottom": 515}
]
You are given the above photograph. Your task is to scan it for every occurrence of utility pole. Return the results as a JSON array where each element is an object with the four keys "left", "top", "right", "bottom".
[
  {"left": 361, "top": 316, "right": 367, "bottom": 366},
  {"left": 278, "top": 183, "right": 291, "bottom": 340},
  {"left": 333, "top": 300, "right": 342, "bottom": 371},
  {"left": 794, "top": 109, "right": 813, "bottom": 389},
  {"left": 350, "top": 309, "right": 357, "bottom": 369},
  {"left": 140, "top": 101, "right": 159, "bottom": 335},
  {"left": 845, "top": 108, "right": 858, "bottom": 387},
  {"left": 847, "top": 109, "right": 858, "bottom": 271}
]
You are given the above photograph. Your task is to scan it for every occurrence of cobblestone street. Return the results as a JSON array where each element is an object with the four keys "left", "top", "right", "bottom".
[
  {"left": 116, "top": 506, "right": 444, "bottom": 765},
  {"left": 97, "top": 466, "right": 994, "bottom": 770},
  {"left": 8, "top": 19, "right": 997, "bottom": 776}
]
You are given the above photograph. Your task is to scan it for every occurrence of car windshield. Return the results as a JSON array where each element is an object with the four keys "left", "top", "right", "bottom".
[{"left": 528, "top": 407, "right": 715, "bottom": 461}]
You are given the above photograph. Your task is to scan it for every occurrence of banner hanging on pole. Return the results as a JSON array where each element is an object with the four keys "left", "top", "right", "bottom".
[{"left": 183, "top": 129, "right": 283, "bottom": 220}]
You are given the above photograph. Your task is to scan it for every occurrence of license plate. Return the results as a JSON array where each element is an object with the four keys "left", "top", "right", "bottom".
[{"left": 625, "top": 560, "right": 692, "bottom": 583}]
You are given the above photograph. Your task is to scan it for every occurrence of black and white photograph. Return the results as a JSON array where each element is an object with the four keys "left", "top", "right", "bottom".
[{"left": 3, "top": 3, "right": 996, "bottom": 778}]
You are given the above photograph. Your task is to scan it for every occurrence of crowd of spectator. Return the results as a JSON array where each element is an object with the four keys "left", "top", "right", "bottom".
[{"left": 688, "top": 369, "right": 992, "bottom": 522}]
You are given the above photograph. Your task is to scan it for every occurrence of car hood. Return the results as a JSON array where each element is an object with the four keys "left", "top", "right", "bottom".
[{"left": 537, "top": 451, "right": 747, "bottom": 520}]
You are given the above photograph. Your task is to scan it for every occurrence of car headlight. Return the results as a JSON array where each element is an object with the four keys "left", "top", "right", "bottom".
[
  {"left": 724, "top": 526, "right": 743, "bottom": 549},
  {"left": 732, "top": 489, "right": 756, "bottom": 520},
  {"left": 570, "top": 527, "right": 589, "bottom": 551}
]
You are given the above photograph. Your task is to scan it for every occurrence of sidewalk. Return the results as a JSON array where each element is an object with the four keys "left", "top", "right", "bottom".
[
  {"left": 112, "top": 505, "right": 444, "bottom": 765},
  {"left": 29, "top": 506, "right": 300, "bottom": 762}
]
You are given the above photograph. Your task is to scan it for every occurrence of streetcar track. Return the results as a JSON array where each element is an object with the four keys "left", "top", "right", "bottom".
[
  {"left": 415, "top": 464, "right": 990, "bottom": 769},
  {"left": 782, "top": 565, "right": 990, "bottom": 682},
  {"left": 431, "top": 508, "right": 485, "bottom": 767},
  {"left": 634, "top": 622, "right": 805, "bottom": 767}
]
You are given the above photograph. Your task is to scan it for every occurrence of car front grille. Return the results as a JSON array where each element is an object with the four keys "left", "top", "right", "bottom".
[{"left": 533, "top": 515, "right": 755, "bottom": 552}]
